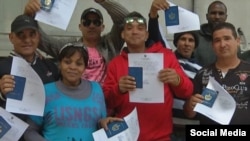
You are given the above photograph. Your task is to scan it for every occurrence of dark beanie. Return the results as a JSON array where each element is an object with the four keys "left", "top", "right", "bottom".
[{"left": 173, "top": 31, "right": 199, "bottom": 48}]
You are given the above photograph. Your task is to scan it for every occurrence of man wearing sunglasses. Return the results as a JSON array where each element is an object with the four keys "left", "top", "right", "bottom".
[{"left": 24, "top": 0, "right": 129, "bottom": 85}]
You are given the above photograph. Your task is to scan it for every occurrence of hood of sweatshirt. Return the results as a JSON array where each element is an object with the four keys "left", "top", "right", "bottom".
[
  {"left": 120, "top": 41, "right": 167, "bottom": 59},
  {"left": 200, "top": 23, "right": 213, "bottom": 40}
]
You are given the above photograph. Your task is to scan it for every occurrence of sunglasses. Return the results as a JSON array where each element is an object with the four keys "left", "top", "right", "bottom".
[
  {"left": 59, "top": 42, "right": 87, "bottom": 55},
  {"left": 82, "top": 19, "right": 102, "bottom": 27},
  {"left": 124, "top": 17, "right": 146, "bottom": 24}
]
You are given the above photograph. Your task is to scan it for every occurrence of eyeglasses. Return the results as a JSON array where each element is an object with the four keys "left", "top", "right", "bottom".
[
  {"left": 82, "top": 19, "right": 102, "bottom": 27},
  {"left": 124, "top": 17, "right": 146, "bottom": 25},
  {"left": 59, "top": 42, "right": 87, "bottom": 55}
]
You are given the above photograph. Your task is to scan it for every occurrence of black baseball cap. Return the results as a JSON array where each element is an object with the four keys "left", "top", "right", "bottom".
[
  {"left": 11, "top": 15, "right": 38, "bottom": 33},
  {"left": 81, "top": 8, "right": 103, "bottom": 21}
]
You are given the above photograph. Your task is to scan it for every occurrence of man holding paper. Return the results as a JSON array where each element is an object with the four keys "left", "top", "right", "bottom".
[
  {"left": 0, "top": 15, "right": 59, "bottom": 110},
  {"left": 24, "top": 0, "right": 129, "bottom": 85},
  {"left": 184, "top": 22, "right": 250, "bottom": 124},
  {"left": 171, "top": 31, "right": 201, "bottom": 141},
  {"left": 0, "top": 14, "right": 59, "bottom": 141},
  {"left": 103, "top": 0, "right": 193, "bottom": 140}
]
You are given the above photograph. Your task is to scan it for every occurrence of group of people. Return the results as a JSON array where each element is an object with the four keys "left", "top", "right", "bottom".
[
  {"left": 0, "top": 0, "right": 250, "bottom": 141},
  {"left": 172, "top": 1, "right": 250, "bottom": 141}
]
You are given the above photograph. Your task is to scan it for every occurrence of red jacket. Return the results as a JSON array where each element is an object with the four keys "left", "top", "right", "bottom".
[{"left": 103, "top": 42, "right": 193, "bottom": 141}]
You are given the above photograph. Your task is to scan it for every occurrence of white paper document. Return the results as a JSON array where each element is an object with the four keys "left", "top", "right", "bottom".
[
  {"left": 166, "top": 2, "right": 200, "bottom": 33},
  {"left": 6, "top": 57, "right": 45, "bottom": 116},
  {"left": 0, "top": 107, "right": 29, "bottom": 141},
  {"left": 128, "top": 53, "right": 164, "bottom": 103},
  {"left": 194, "top": 76, "right": 236, "bottom": 125},
  {"left": 35, "top": 0, "right": 78, "bottom": 30},
  {"left": 92, "top": 108, "right": 139, "bottom": 141}
]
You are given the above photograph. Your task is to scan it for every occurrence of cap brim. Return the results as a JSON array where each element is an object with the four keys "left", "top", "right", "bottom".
[
  {"left": 13, "top": 26, "right": 38, "bottom": 33},
  {"left": 82, "top": 12, "right": 103, "bottom": 21}
]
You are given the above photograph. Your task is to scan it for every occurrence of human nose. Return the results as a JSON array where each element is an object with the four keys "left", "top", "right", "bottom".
[
  {"left": 131, "top": 27, "right": 140, "bottom": 34},
  {"left": 214, "top": 13, "right": 221, "bottom": 19},
  {"left": 88, "top": 21, "right": 96, "bottom": 27},
  {"left": 23, "top": 35, "right": 32, "bottom": 42},
  {"left": 184, "top": 39, "right": 192, "bottom": 47},
  {"left": 219, "top": 40, "right": 227, "bottom": 47},
  {"left": 184, "top": 39, "right": 189, "bottom": 45},
  {"left": 69, "top": 63, "right": 77, "bottom": 69}
]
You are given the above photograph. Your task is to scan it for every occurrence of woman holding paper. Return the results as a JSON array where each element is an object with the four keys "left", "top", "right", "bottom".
[{"left": 24, "top": 43, "right": 122, "bottom": 141}]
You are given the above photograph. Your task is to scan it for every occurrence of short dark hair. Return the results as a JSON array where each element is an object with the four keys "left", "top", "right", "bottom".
[
  {"left": 207, "top": 1, "right": 227, "bottom": 13},
  {"left": 212, "top": 22, "right": 237, "bottom": 39},
  {"left": 58, "top": 42, "right": 89, "bottom": 68}
]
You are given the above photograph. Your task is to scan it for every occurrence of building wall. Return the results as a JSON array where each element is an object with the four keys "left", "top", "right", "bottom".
[
  {"left": 194, "top": 0, "right": 250, "bottom": 52},
  {"left": 0, "top": 0, "right": 249, "bottom": 56}
]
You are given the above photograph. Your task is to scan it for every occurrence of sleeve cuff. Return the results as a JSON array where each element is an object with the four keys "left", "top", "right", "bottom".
[
  {"left": 0, "top": 92, "right": 6, "bottom": 101},
  {"left": 148, "top": 13, "right": 159, "bottom": 19}
]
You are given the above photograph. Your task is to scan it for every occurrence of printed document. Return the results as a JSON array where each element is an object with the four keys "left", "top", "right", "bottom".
[
  {"left": 165, "top": 1, "right": 200, "bottom": 33},
  {"left": 6, "top": 57, "right": 45, "bottom": 116},
  {"left": 128, "top": 53, "right": 164, "bottom": 103},
  {"left": 194, "top": 76, "right": 236, "bottom": 125},
  {"left": 93, "top": 108, "right": 139, "bottom": 141},
  {"left": 35, "top": 0, "right": 77, "bottom": 30},
  {"left": 0, "top": 107, "right": 28, "bottom": 141}
]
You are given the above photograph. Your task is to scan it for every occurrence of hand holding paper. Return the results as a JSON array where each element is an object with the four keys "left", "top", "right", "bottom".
[
  {"left": 194, "top": 76, "right": 236, "bottom": 125},
  {"left": 6, "top": 75, "right": 26, "bottom": 101},
  {"left": 93, "top": 108, "right": 139, "bottom": 141},
  {"left": 35, "top": 0, "right": 78, "bottom": 30},
  {"left": 7, "top": 57, "right": 45, "bottom": 116},
  {"left": 128, "top": 53, "right": 164, "bottom": 103},
  {"left": 0, "top": 107, "right": 29, "bottom": 141},
  {"left": 201, "top": 88, "right": 218, "bottom": 108},
  {"left": 105, "top": 120, "right": 128, "bottom": 138},
  {"left": 165, "top": 6, "right": 179, "bottom": 26},
  {"left": 40, "top": 0, "right": 55, "bottom": 12},
  {"left": 165, "top": 2, "right": 200, "bottom": 33}
]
